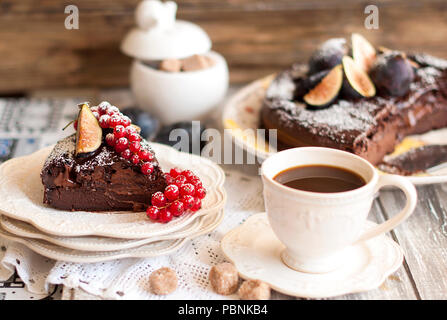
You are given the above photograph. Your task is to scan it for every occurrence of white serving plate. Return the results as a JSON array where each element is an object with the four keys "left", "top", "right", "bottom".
[
  {"left": 0, "top": 209, "right": 224, "bottom": 264},
  {"left": 222, "top": 75, "right": 447, "bottom": 185},
  {"left": 0, "top": 210, "right": 223, "bottom": 252},
  {"left": 0, "top": 143, "right": 226, "bottom": 238}
]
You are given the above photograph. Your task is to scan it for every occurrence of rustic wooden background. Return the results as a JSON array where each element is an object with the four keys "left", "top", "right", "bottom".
[{"left": 1, "top": 0, "right": 446, "bottom": 94}]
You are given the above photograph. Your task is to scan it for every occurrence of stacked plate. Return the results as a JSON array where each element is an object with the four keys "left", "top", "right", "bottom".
[{"left": 0, "top": 143, "right": 226, "bottom": 263}]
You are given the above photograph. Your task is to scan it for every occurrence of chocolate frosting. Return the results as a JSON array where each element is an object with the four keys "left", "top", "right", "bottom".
[{"left": 41, "top": 135, "right": 167, "bottom": 212}]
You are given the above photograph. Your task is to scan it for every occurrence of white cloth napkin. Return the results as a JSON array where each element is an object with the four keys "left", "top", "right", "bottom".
[{"left": 0, "top": 166, "right": 265, "bottom": 300}]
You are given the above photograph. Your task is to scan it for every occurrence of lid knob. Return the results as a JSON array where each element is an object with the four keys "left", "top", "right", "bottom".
[{"left": 136, "top": 0, "right": 177, "bottom": 31}]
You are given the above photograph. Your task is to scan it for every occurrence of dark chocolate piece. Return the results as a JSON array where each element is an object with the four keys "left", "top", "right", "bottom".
[
  {"left": 378, "top": 145, "right": 447, "bottom": 176},
  {"left": 41, "top": 135, "right": 167, "bottom": 212}
]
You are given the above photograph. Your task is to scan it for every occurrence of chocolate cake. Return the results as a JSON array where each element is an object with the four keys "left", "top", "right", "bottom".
[
  {"left": 41, "top": 102, "right": 167, "bottom": 212},
  {"left": 41, "top": 135, "right": 167, "bottom": 212},
  {"left": 261, "top": 35, "right": 447, "bottom": 165}
]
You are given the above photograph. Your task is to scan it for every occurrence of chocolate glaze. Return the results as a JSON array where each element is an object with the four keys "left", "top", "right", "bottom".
[
  {"left": 41, "top": 135, "right": 167, "bottom": 212},
  {"left": 262, "top": 54, "right": 447, "bottom": 165},
  {"left": 378, "top": 145, "right": 447, "bottom": 176}
]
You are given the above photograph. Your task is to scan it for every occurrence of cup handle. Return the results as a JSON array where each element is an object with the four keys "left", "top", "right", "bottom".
[{"left": 354, "top": 174, "right": 417, "bottom": 245}]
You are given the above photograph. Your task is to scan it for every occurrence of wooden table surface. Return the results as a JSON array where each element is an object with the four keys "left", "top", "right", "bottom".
[{"left": 6, "top": 87, "right": 447, "bottom": 300}]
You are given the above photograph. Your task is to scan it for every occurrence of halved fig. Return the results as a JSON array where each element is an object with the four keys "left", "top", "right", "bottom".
[
  {"left": 370, "top": 51, "right": 415, "bottom": 97},
  {"left": 341, "top": 56, "right": 376, "bottom": 99},
  {"left": 352, "top": 33, "right": 376, "bottom": 72},
  {"left": 75, "top": 103, "right": 103, "bottom": 156},
  {"left": 303, "top": 64, "right": 343, "bottom": 108},
  {"left": 308, "top": 38, "right": 348, "bottom": 75}
]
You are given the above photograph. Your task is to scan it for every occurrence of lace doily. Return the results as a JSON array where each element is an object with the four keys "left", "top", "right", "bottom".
[{"left": 0, "top": 166, "right": 265, "bottom": 300}]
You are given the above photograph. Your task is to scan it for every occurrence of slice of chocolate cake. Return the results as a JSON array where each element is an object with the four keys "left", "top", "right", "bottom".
[
  {"left": 261, "top": 35, "right": 447, "bottom": 165},
  {"left": 41, "top": 102, "right": 167, "bottom": 212}
]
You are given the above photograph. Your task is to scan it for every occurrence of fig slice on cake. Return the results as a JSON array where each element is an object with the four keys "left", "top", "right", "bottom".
[
  {"left": 75, "top": 102, "right": 103, "bottom": 156},
  {"left": 342, "top": 56, "right": 376, "bottom": 99},
  {"left": 351, "top": 33, "right": 376, "bottom": 72},
  {"left": 303, "top": 64, "right": 343, "bottom": 108}
]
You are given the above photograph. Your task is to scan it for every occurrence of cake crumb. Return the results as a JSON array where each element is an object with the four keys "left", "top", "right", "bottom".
[
  {"left": 238, "top": 279, "right": 271, "bottom": 300},
  {"left": 209, "top": 262, "right": 239, "bottom": 295},
  {"left": 149, "top": 267, "right": 178, "bottom": 295}
]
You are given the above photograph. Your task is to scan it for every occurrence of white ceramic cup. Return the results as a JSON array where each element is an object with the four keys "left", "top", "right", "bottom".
[{"left": 261, "top": 147, "right": 417, "bottom": 273}]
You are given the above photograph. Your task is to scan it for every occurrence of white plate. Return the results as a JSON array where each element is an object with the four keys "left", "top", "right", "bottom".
[
  {"left": 222, "top": 76, "right": 447, "bottom": 185},
  {"left": 221, "top": 213, "right": 404, "bottom": 299},
  {"left": 0, "top": 143, "right": 226, "bottom": 238},
  {"left": 0, "top": 210, "right": 224, "bottom": 263},
  {"left": 0, "top": 210, "right": 223, "bottom": 252}
]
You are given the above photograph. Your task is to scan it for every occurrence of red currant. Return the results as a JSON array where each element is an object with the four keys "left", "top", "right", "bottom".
[
  {"left": 129, "top": 140, "right": 141, "bottom": 153},
  {"left": 170, "top": 168, "right": 182, "bottom": 178},
  {"left": 195, "top": 187, "right": 207, "bottom": 199},
  {"left": 174, "top": 175, "right": 187, "bottom": 187},
  {"left": 165, "top": 173, "right": 175, "bottom": 185},
  {"left": 180, "top": 183, "right": 195, "bottom": 197},
  {"left": 98, "top": 101, "right": 110, "bottom": 115},
  {"left": 190, "top": 177, "right": 203, "bottom": 189},
  {"left": 191, "top": 197, "right": 202, "bottom": 212},
  {"left": 99, "top": 115, "right": 110, "bottom": 128},
  {"left": 106, "top": 106, "right": 120, "bottom": 116},
  {"left": 182, "top": 170, "right": 195, "bottom": 181},
  {"left": 105, "top": 133, "right": 115, "bottom": 146},
  {"left": 127, "top": 132, "right": 140, "bottom": 142},
  {"left": 90, "top": 106, "right": 98, "bottom": 113},
  {"left": 73, "top": 120, "right": 78, "bottom": 130},
  {"left": 169, "top": 201, "right": 184, "bottom": 217},
  {"left": 121, "top": 116, "right": 131, "bottom": 127},
  {"left": 181, "top": 195, "right": 195, "bottom": 210},
  {"left": 151, "top": 191, "right": 167, "bottom": 207},
  {"left": 159, "top": 208, "right": 173, "bottom": 223},
  {"left": 109, "top": 114, "right": 122, "bottom": 127},
  {"left": 141, "top": 162, "right": 154, "bottom": 175},
  {"left": 146, "top": 206, "right": 159, "bottom": 221},
  {"left": 130, "top": 154, "right": 140, "bottom": 165},
  {"left": 92, "top": 111, "right": 100, "bottom": 119},
  {"left": 164, "top": 184, "right": 179, "bottom": 201},
  {"left": 115, "top": 137, "right": 129, "bottom": 153},
  {"left": 139, "top": 149, "right": 153, "bottom": 162},
  {"left": 113, "top": 125, "right": 126, "bottom": 139},
  {"left": 121, "top": 149, "right": 132, "bottom": 159},
  {"left": 125, "top": 126, "right": 137, "bottom": 136}
]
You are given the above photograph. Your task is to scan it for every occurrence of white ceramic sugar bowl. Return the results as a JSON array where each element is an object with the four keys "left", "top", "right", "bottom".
[{"left": 121, "top": 0, "right": 229, "bottom": 125}]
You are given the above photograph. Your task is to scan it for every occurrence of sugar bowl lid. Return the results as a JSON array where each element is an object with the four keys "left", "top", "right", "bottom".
[{"left": 121, "top": 0, "right": 212, "bottom": 61}]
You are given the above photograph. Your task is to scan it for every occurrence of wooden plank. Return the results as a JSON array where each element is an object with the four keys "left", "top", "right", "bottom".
[
  {"left": 1, "top": 0, "right": 447, "bottom": 92},
  {"left": 377, "top": 185, "right": 447, "bottom": 299}
]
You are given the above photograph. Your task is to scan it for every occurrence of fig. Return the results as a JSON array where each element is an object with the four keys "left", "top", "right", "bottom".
[
  {"left": 341, "top": 56, "right": 376, "bottom": 99},
  {"left": 75, "top": 103, "right": 103, "bottom": 156},
  {"left": 308, "top": 38, "right": 348, "bottom": 75},
  {"left": 351, "top": 33, "right": 376, "bottom": 72},
  {"left": 370, "top": 51, "right": 415, "bottom": 97},
  {"left": 294, "top": 69, "right": 329, "bottom": 100},
  {"left": 303, "top": 64, "right": 343, "bottom": 108}
]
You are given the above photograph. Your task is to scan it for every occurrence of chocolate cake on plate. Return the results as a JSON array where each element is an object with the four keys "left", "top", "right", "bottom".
[
  {"left": 261, "top": 34, "right": 447, "bottom": 165},
  {"left": 41, "top": 102, "right": 167, "bottom": 212}
]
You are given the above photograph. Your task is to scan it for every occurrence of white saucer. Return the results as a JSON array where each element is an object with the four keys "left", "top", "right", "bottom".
[
  {"left": 0, "top": 210, "right": 223, "bottom": 252},
  {"left": 0, "top": 210, "right": 224, "bottom": 263},
  {"left": 221, "top": 213, "right": 404, "bottom": 299}
]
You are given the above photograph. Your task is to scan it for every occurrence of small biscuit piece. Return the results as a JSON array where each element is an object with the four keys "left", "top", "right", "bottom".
[
  {"left": 160, "top": 59, "right": 182, "bottom": 72},
  {"left": 181, "top": 54, "right": 211, "bottom": 71},
  {"left": 209, "top": 262, "right": 239, "bottom": 295},
  {"left": 238, "top": 280, "right": 271, "bottom": 300},
  {"left": 149, "top": 267, "right": 178, "bottom": 295}
]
